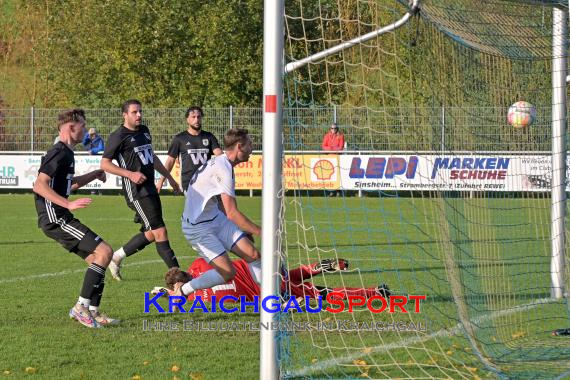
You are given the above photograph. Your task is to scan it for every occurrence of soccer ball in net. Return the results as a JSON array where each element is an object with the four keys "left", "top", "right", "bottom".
[{"left": 507, "top": 101, "right": 536, "bottom": 128}]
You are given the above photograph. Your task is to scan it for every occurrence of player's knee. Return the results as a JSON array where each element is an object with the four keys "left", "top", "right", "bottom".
[
  {"left": 152, "top": 227, "right": 167, "bottom": 241},
  {"left": 244, "top": 248, "right": 261, "bottom": 263},
  {"left": 97, "top": 242, "right": 113, "bottom": 257},
  {"left": 144, "top": 230, "right": 156, "bottom": 242},
  {"left": 93, "top": 242, "right": 113, "bottom": 266}
]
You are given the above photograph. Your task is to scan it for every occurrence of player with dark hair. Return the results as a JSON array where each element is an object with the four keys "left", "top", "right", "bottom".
[
  {"left": 33, "top": 108, "right": 118, "bottom": 328},
  {"left": 172, "top": 128, "right": 262, "bottom": 298},
  {"left": 156, "top": 106, "right": 222, "bottom": 193},
  {"left": 161, "top": 258, "right": 390, "bottom": 302},
  {"left": 100, "top": 99, "right": 182, "bottom": 281}
]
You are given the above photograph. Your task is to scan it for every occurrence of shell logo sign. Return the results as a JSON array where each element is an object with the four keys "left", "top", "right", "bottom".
[
  {"left": 311, "top": 159, "right": 337, "bottom": 181},
  {"left": 233, "top": 154, "right": 341, "bottom": 190}
]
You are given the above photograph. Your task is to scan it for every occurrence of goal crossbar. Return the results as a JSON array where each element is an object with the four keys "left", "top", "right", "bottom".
[{"left": 284, "top": 0, "right": 420, "bottom": 74}]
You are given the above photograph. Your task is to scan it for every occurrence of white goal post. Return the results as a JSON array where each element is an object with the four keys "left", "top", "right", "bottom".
[
  {"left": 260, "top": 1, "right": 423, "bottom": 378},
  {"left": 260, "top": 1, "right": 567, "bottom": 378},
  {"left": 260, "top": 1, "right": 284, "bottom": 379}
]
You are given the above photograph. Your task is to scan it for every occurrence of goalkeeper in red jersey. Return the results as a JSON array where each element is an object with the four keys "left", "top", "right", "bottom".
[{"left": 159, "top": 258, "right": 390, "bottom": 302}]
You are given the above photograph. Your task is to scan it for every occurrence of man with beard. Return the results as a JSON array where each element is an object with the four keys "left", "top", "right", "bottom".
[
  {"left": 156, "top": 106, "right": 222, "bottom": 194},
  {"left": 172, "top": 129, "right": 262, "bottom": 297},
  {"left": 101, "top": 99, "right": 182, "bottom": 281}
]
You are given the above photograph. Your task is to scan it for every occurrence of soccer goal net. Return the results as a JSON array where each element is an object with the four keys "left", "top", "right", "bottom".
[{"left": 272, "top": 0, "right": 570, "bottom": 378}]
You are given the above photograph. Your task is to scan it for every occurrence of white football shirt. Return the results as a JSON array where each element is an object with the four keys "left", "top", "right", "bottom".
[{"left": 182, "top": 154, "right": 235, "bottom": 224}]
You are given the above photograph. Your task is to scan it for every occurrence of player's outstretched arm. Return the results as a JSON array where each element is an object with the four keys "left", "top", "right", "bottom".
[
  {"left": 33, "top": 172, "right": 92, "bottom": 211},
  {"left": 153, "top": 154, "right": 181, "bottom": 194},
  {"left": 156, "top": 155, "right": 178, "bottom": 193},
  {"left": 71, "top": 169, "right": 106, "bottom": 190},
  {"left": 221, "top": 193, "right": 261, "bottom": 236},
  {"left": 100, "top": 157, "right": 146, "bottom": 185}
]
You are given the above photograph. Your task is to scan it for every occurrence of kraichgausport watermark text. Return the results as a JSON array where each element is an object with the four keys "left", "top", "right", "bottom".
[
  {"left": 142, "top": 320, "right": 427, "bottom": 332},
  {"left": 144, "top": 293, "right": 427, "bottom": 314}
]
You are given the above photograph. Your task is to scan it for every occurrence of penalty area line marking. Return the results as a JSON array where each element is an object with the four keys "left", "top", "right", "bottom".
[
  {"left": 0, "top": 256, "right": 191, "bottom": 284},
  {"left": 288, "top": 297, "right": 554, "bottom": 377}
]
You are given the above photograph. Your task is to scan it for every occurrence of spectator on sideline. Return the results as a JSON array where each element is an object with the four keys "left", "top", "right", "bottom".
[
  {"left": 101, "top": 99, "right": 182, "bottom": 281},
  {"left": 33, "top": 108, "right": 118, "bottom": 328},
  {"left": 156, "top": 106, "right": 222, "bottom": 194},
  {"left": 82, "top": 128, "right": 105, "bottom": 155},
  {"left": 82, "top": 128, "right": 105, "bottom": 194},
  {"left": 321, "top": 123, "right": 345, "bottom": 196},
  {"left": 321, "top": 123, "right": 345, "bottom": 151}
]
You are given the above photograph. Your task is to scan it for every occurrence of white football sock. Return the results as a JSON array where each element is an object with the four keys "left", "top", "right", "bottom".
[
  {"left": 114, "top": 247, "right": 126, "bottom": 262},
  {"left": 248, "top": 259, "right": 262, "bottom": 284},
  {"left": 77, "top": 297, "right": 90, "bottom": 308},
  {"left": 182, "top": 269, "right": 226, "bottom": 295},
  {"left": 88, "top": 305, "right": 99, "bottom": 313},
  {"left": 181, "top": 282, "right": 195, "bottom": 296}
]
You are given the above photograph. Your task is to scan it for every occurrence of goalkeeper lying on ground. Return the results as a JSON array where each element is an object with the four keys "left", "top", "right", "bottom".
[{"left": 156, "top": 258, "right": 390, "bottom": 302}]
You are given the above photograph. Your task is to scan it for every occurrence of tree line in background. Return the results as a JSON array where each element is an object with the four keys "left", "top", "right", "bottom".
[
  {"left": 0, "top": 0, "right": 556, "bottom": 113},
  {"left": 0, "top": 0, "right": 427, "bottom": 110},
  {"left": 0, "top": 0, "right": 263, "bottom": 108}
]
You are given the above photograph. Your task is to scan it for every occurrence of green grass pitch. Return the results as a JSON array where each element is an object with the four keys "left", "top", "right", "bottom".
[
  {"left": 1, "top": 194, "right": 263, "bottom": 379},
  {"left": 0, "top": 193, "right": 567, "bottom": 379}
]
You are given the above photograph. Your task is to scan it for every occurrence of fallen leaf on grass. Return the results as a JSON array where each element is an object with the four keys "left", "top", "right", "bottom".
[
  {"left": 353, "top": 359, "right": 367, "bottom": 366},
  {"left": 352, "top": 359, "right": 371, "bottom": 372},
  {"left": 511, "top": 331, "right": 525, "bottom": 339}
]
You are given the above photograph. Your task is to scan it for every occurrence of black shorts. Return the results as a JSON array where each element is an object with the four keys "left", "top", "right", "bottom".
[
  {"left": 128, "top": 194, "right": 165, "bottom": 232},
  {"left": 40, "top": 217, "right": 103, "bottom": 259}
]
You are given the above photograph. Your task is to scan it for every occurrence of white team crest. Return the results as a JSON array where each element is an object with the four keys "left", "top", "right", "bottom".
[
  {"left": 130, "top": 137, "right": 136, "bottom": 142},
  {"left": 144, "top": 133, "right": 151, "bottom": 141},
  {"left": 202, "top": 139, "right": 209, "bottom": 146},
  {"left": 186, "top": 142, "right": 191, "bottom": 145}
]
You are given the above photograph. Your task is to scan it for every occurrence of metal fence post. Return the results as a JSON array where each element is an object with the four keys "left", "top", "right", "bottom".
[
  {"left": 333, "top": 104, "right": 337, "bottom": 124},
  {"left": 230, "top": 105, "right": 233, "bottom": 129},
  {"left": 358, "top": 148, "right": 363, "bottom": 198},
  {"left": 441, "top": 105, "right": 445, "bottom": 152},
  {"left": 30, "top": 106, "right": 35, "bottom": 152}
]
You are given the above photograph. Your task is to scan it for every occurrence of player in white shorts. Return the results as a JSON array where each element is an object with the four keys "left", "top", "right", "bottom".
[{"left": 174, "top": 128, "right": 261, "bottom": 298}]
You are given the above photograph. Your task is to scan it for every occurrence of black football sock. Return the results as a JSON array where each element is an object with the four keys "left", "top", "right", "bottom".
[
  {"left": 156, "top": 241, "right": 179, "bottom": 268},
  {"left": 124, "top": 232, "right": 152, "bottom": 257},
  {"left": 80, "top": 263, "right": 106, "bottom": 301},
  {"left": 90, "top": 278, "right": 105, "bottom": 308}
]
